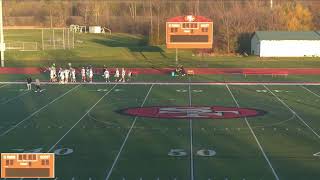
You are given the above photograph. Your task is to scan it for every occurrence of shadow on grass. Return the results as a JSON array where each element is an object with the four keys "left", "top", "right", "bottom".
[{"left": 91, "top": 37, "right": 168, "bottom": 60}]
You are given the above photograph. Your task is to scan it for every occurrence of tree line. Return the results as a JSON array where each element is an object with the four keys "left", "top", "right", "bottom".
[{"left": 3, "top": 0, "right": 319, "bottom": 54}]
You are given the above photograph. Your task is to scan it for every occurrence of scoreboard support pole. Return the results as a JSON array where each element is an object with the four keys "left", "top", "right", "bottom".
[{"left": 176, "top": 48, "right": 179, "bottom": 65}]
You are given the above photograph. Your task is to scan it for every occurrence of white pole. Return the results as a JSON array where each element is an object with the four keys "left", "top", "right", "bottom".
[
  {"left": 53, "top": 29, "right": 55, "bottom": 49},
  {"left": 68, "top": 29, "right": 70, "bottom": 49},
  {"left": 270, "top": 0, "right": 273, "bottom": 9},
  {"left": 63, "top": 28, "right": 65, "bottom": 50},
  {"left": 42, "top": 29, "right": 44, "bottom": 50},
  {"left": 0, "top": 0, "right": 5, "bottom": 67},
  {"left": 176, "top": 48, "right": 178, "bottom": 65},
  {"left": 72, "top": 30, "right": 74, "bottom": 48}
]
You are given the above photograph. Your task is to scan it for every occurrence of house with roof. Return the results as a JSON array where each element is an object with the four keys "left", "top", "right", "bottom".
[{"left": 251, "top": 31, "right": 320, "bottom": 57}]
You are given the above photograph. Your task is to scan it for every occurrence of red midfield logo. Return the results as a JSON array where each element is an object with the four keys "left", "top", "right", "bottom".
[{"left": 119, "top": 106, "right": 265, "bottom": 119}]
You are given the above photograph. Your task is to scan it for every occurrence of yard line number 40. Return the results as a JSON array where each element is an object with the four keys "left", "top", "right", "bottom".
[{"left": 12, "top": 147, "right": 73, "bottom": 156}]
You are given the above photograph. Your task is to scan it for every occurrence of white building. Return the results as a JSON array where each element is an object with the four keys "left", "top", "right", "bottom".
[
  {"left": 89, "top": 26, "right": 102, "bottom": 34},
  {"left": 251, "top": 31, "right": 320, "bottom": 57}
]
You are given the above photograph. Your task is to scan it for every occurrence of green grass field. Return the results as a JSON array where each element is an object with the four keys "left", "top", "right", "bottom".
[
  {"left": 1, "top": 81, "right": 320, "bottom": 180},
  {"left": 3, "top": 29, "right": 320, "bottom": 68}
]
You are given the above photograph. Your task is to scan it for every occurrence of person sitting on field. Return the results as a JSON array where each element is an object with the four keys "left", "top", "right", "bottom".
[{"left": 175, "top": 65, "right": 186, "bottom": 76}]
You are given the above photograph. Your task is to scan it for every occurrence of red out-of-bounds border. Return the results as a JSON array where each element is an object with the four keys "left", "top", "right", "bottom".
[
  {"left": 0, "top": 67, "right": 44, "bottom": 74},
  {"left": 2, "top": 67, "right": 320, "bottom": 75}
]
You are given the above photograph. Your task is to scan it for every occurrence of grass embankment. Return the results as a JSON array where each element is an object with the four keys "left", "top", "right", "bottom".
[{"left": 3, "top": 29, "right": 320, "bottom": 68}]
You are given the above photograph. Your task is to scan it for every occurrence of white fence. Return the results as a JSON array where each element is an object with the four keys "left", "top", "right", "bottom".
[{"left": 6, "top": 42, "right": 38, "bottom": 51}]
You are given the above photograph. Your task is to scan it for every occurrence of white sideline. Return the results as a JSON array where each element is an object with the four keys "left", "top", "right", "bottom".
[
  {"left": 264, "top": 85, "right": 320, "bottom": 139},
  {"left": 0, "top": 85, "right": 81, "bottom": 137},
  {"left": 188, "top": 82, "right": 194, "bottom": 180},
  {"left": 1, "top": 81, "right": 320, "bottom": 86},
  {"left": 105, "top": 84, "right": 154, "bottom": 180},
  {"left": 226, "top": 85, "right": 280, "bottom": 180},
  {"left": 47, "top": 84, "right": 118, "bottom": 152}
]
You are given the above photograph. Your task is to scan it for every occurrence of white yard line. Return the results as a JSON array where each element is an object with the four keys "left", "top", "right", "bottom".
[
  {"left": 1, "top": 90, "right": 31, "bottom": 105},
  {"left": 2, "top": 81, "right": 320, "bottom": 86},
  {"left": 264, "top": 85, "right": 320, "bottom": 139},
  {"left": 226, "top": 85, "right": 280, "bottom": 180},
  {"left": 0, "top": 85, "right": 81, "bottom": 137},
  {"left": 300, "top": 85, "right": 320, "bottom": 98},
  {"left": 188, "top": 82, "right": 195, "bottom": 180},
  {"left": 105, "top": 84, "right": 154, "bottom": 180},
  {"left": 47, "top": 84, "right": 118, "bottom": 152}
]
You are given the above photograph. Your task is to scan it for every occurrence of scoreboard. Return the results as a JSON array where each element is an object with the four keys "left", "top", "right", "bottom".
[
  {"left": 166, "top": 15, "right": 213, "bottom": 49},
  {"left": 1, "top": 153, "right": 55, "bottom": 178}
]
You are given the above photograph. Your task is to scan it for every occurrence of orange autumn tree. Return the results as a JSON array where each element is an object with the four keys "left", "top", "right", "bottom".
[{"left": 282, "top": 2, "right": 313, "bottom": 31}]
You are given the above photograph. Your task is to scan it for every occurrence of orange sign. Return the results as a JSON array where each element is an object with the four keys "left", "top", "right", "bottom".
[
  {"left": 166, "top": 15, "right": 213, "bottom": 49},
  {"left": 1, "top": 153, "right": 55, "bottom": 178}
]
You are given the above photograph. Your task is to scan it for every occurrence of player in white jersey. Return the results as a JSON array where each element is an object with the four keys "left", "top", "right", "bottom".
[
  {"left": 52, "top": 66, "right": 57, "bottom": 82},
  {"left": 127, "top": 71, "right": 132, "bottom": 81},
  {"left": 120, "top": 68, "right": 126, "bottom": 82},
  {"left": 71, "top": 68, "right": 76, "bottom": 82},
  {"left": 104, "top": 68, "right": 110, "bottom": 82},
  {"left": 49, "top": 67, "right": 55, "bottom": 82},
  {"left": 81, "top": 67, "right": 86, "bottom": 82},
  {"left": 89, "top": 68, "right": 93, "bottom": 83},
  {"left": 58, "top": 67, "right": 62, "bottom": 81},
  {"left": 114, "top": 68, "right": 120, "bottom": 82},
  {"left": 60, "top": 69, "right": 65, "bottom": 84},
  {"left": 64, "top": 69, "right": 70, "bottom": 83}
]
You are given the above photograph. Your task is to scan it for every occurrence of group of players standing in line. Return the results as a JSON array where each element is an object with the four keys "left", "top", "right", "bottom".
[
  {"left": 48, "top": 64, "right": 77, "bottom": 83},
  {"left": 101, "top": 67, "right": 132, "bottom": 83},
  {"left": 48, "top": 64, "right": 132, "bottom": 83}
]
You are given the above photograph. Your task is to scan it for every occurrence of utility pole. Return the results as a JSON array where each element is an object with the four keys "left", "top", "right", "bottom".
[{"left": 0, "top": 0, "right": 5, "bottom": 67}]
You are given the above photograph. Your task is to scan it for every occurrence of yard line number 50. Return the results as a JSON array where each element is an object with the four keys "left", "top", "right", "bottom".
[{"left": 168, "top": 149, "right": 216, "bottom": 157}]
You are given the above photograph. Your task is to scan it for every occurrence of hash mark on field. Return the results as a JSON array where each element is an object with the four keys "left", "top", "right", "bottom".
[
  {"left": 0, "top": 84, "right": 9, "bottom": 89},
  {"left": 264, "top": 85, "right": 320, "bottom": 139},
  {"left": 47, "top": 84, "right": 117, "bottom": 152},
  {"left": 105, "top": 84, "right": 154, "bottom": 180},
  {"left": 0, "top": 85, "right": 81, "bottom": 137},
  {"left": 226, "top": 85, "right": 280, "bottom": 180}
]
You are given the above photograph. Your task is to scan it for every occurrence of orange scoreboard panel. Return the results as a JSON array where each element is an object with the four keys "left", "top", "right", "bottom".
[
  {"left": 166, "top": 15, "right": 213, "bottom": 49},
  {"left": 1, "top": 153, "right": 55, "bottom": 178}
]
